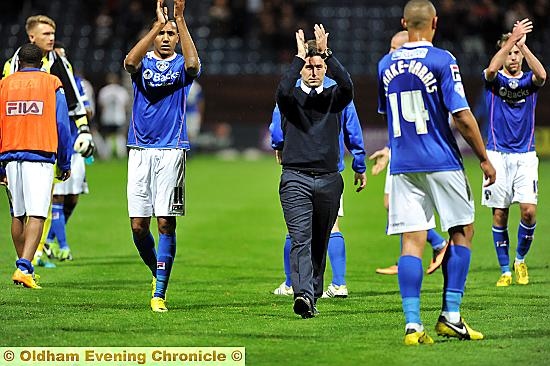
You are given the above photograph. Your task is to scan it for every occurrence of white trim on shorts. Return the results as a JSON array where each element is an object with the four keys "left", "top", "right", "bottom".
[
  {"left": 6, "top": 161, "right": 54, "bottom": 217},
  {"left": 384, "top": 166, "right": 392, "bottom": 195},
  {"left": 338, "top": 194, "right": 344, "bottom": 217},
  {"left": 384, "top": 150, "right": 392, "bottom": 195},
  {"left": 482, "top": 150, "right": 538, "bottom": 207},
  {"left": 387, "top": 170, "right": 475, "bottom": 235},
  {"left": 127, "top": 148, "right": 186, "bottom": 217}
]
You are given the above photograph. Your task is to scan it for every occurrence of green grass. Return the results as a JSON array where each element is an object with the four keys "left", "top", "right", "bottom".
[{"left": 0, "top": 155, "right": 549, "bottom": 365}]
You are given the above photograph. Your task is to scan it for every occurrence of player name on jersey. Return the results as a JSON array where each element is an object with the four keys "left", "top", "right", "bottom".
[{"left": 382, "top": 58, "right": 438, "bottom": 93}]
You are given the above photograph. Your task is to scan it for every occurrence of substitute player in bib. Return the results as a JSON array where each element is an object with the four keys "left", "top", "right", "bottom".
[
  {"left": 124, "top": 0, "right": 200, "bottom": 313},
  {"left": 270, "top": 73, "right": 367, "bottom": 299},
  {"left": 482, "top": 19, "right": 545, "bottom": 287},
  {"left": 2, "top": 15, "right": 95, "bottom": 265},
  {"left": 0, "top": 43, "right": 72, "bottom": 288},
  {"left": 377, "top": 0, "right": 495, "bottom": 344}
]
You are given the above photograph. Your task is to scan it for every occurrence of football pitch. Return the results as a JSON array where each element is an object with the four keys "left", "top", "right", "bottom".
[{"left": 0, "top": 155, "right": 549, "bottom": 365}]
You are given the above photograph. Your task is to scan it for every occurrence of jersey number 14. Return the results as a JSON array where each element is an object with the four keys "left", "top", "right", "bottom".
[{"left": 389, "top": 90, "right": 429, "bottom": 137}]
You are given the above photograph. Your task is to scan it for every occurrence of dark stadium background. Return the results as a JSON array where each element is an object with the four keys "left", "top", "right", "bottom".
[{"left": 2, "top": 0, "right": 550, "bottom": 152}]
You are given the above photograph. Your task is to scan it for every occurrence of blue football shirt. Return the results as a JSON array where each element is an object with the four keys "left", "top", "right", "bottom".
[
  {"left": 484, "top": 70, "right": 539, "bottom": 153},
  {"left": 128, "top": 51, "right": 198, "bottom": 149},
  {"left": 377, "top": 41, "right": 469, "bottom": 174}
]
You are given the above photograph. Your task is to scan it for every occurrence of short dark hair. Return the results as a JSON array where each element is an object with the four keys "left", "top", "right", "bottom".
[
  {"left": 306, "top": 40, "right": 320, "bottom": 57},
  {"left": 19, "top": 43, "right": 43, "bottom": 67}
]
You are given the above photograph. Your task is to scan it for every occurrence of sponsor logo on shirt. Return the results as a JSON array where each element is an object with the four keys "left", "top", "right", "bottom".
[
  {"left": 143, "top": 69, "right": 180, "bottom": 86},
  {"left": 6, "top": 101, "right": 44, "bottom": 116},
  {"left": 498, "top": 86, "right": 529, "bottom": 102}
]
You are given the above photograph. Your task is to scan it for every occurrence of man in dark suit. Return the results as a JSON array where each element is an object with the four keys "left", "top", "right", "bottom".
[{"left": 276, "top": 24, "right": 362, "bottom": 318}]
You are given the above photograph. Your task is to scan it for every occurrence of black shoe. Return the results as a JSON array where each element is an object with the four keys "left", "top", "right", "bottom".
[{"left": 293, "top": 296, "right": 314, "bottom": 319}]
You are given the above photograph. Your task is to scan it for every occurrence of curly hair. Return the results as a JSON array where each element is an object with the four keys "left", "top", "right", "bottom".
[{"left": 18, "top": 43, "right": 43, "bottom": 67}]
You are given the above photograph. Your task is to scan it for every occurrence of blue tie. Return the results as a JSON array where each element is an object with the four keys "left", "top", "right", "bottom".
[{"left": 309, "top": 89, "right": 318, "bottom": 97}]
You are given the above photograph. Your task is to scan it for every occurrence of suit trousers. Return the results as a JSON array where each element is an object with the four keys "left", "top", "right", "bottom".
[{"left": 279, "top": 169, "right": 343, "bottom": 304}]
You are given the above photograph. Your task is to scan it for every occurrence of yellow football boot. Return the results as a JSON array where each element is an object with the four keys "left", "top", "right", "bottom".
[
  {"left": 435, "top": 316, "right": 484, "bottom": 340},
  {"left": 12, "top": 269, "right": 42, "bottom": 289},
  {"left": 496, "top": 273, "right": 512, "bottom": 287},
  {"left": 404, "top": 329, "right": 434, "bottom": 345},
  {"left": 513, "top": 262, "right": 529, "bottom": 285},
  {"left": 151, "top": 297, "right": 168, "bottom": 313}
]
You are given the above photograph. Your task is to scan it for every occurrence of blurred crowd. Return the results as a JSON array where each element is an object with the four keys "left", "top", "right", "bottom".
[
  {"left": 3, "top": 0, "right": 549, "bottom": 77},
  {"left": 436, "top": 0, "right": 549, "bottom": 62},
  {"left": 2, "top": 0, "right": 550, "bottom": 153}
]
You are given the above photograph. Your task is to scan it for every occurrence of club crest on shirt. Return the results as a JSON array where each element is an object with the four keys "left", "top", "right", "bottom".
[
  {"left": 508, "top": 78, "right": 519, "bottom": 89},
  {"left": 156, "top": 60, "right": 169, "bottom": 72}
]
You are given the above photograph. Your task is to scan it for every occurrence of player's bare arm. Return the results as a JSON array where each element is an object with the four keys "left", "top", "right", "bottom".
[
  {"left": 124, "top": 0, "right": 168, "bottom": 74},
  {"left": 516, "top": 34, "right": 547, "bottom": 87},
  {"left": 484, "top": 18, "right": 532, "bottom": 81},
  {"left": 354, "top": 172, "right": 367, "bottom": 192},
  {"left": 174, "top": 0, "right": 200, "bottom": 77},
  {"left": 452, "top": 109, "right": 496, "bottom": 186},
  {"left": 369, "top": 146, "right": 390, "bottom": 175}
]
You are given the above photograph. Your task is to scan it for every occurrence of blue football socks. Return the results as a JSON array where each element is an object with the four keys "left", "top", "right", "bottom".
[
  {"left": 16, "top": 258, "right": 34, "bottom": 274},
  {"left": 492, "top": 225, "right": 510, "bottom": 273},
  {"left": 155, "top": 234, "right": 176, "bottom": 299},
  {"left": 516, "top": 221, "right": 536, "bottom": 260},
  {"left": 442, "top": 245, "right": 471, "bottom": 319},
  {"left": 283, "top": 234, "right": 292, "bottom": 287},
  {"left": 132, "top": 231, "right": 157, "bottom": 277},
  {"left": 328, "top": 232, "right": 346, "bottom": 286},
  {"left": 49, "top": 203, "right": 68, "bottom": 249},
  {"left": 398, "top": 255, "right": 423, "bottom": 325},
  {"left": 427, "top": 229, "right": 446, "bottom": 251}
]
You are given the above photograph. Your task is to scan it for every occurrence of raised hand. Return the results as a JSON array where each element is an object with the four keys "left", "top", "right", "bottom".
[
  {"left": 156, "top": 0, "right": 168, "bottom": 24},
  {"left": 295, "top": 29, "right": 306, "bottom": 59},
  {"left": 511, "top": 18, "right": 533, "bottom": 43},
  {"left": 314, "top": 24, "right": 329, "bottom": 53},
  {"left": 174, "top": 0, "right": 185, "bottom": 18}
]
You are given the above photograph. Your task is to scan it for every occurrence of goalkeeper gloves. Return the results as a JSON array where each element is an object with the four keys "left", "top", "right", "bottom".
[{"left": 73, "top": 124, "right": 95, "bottom": 158}]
